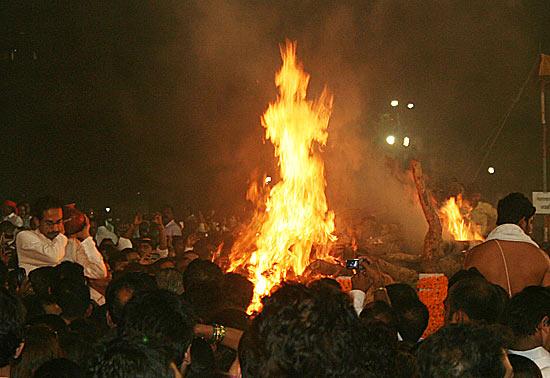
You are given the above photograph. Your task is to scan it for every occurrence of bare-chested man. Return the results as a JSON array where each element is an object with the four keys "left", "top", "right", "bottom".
[{"left": 465, "top": 192, "right": 550, "bottom": 296}]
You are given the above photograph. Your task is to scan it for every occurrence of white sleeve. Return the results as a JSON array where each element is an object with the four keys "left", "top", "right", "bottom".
[
  {"left": 16, "top": 232, "right": 67, "bottom": 267},
  {"left": 348, "top": 289, "right": 366, "bottom": 315},
  {"left": 117, "top": 237, "right": 133, "bottom": 251},
  {"left": 11, "top": 215, "right": 24, "bottom": 228},
  {"left": 76, "top": 236, "right": 108, "bottom": 279}
]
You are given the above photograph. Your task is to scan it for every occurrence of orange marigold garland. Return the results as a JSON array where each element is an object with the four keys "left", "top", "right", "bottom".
[{"left": 417, "top": 273, "right": 448, "bottom": 338}]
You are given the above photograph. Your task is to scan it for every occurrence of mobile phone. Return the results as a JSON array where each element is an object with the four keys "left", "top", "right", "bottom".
[{"left": 346, "top": 258, "right": 361, "bottom": 269}]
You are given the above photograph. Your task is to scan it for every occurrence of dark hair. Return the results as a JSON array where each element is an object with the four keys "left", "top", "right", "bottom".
[
  {"left": 11, "top": 324, "right": 63, "bottom": 378},
  {"left": 360, "top": 300, "right": 397, "bottom": 330},
  {"left": 496, "top": 192, "right": 536, "bottom": 225},
  {"left": 58, "top": 331, "right": 92, "bottom": 366},
  {"left": 251, "top": 282, "right": 377, "bottom": 377},
  {"left": 223, "top": 272, "right": 254, "bottom": 311},
  {"left": 394, "top": 300, "right": 429, "bottom": 343},
  {"left": 0, "top": 288, "right": 25, "bottom": 367},
  {"left": 186, "top": 338, "right": 216, "bottom": 378},
  {"left": 34, "top": 358, "right": 85, "bottom": 378},
  {"left": 386, "top": 283, "right": 419, "bottom": 307},
  {"left": 447, "top": 277, "right": 504, "bottom": 324},
  {"left": 105, "top": 272, "right": 157, "bottom": 326},
  {"left": 0, "top": 261, "right": 7, "bottom": 289},
  {"left": 52, "top": 280, "right": 90, "bottom": 320},
  {"left": 448, "top": 268, "right": 485, "bottom": 290},
  {"left": 54, "top": 261, "right": 85, "bottom": 286},
  {"left": 31, "top": 196, "right": 63, "bottom": 220},
  {"left": 28, "top": 267, "right": 56, "bottom": 298},
  {"left": 503, "top": 286, "right": 550, "bottom": 338},
  {"left": 182, "top": 259, "right": 223, "bottom": 321},
  {"left": 26, "top": 314, "right": 68, "bottom": 335},
  {"left": 86, "top": 336, "right": 176, "bottom": 378},
  {"left": 417, "top": 323, "right": 507, "bottom": 378},
  {"left": 507, "top": 354, "right": 543, "bottom": 378},
  {"left": 155, "top": 268, "right": 184, "bottom": 295},
  {"left": 120, "top": 289, "right": 196, "bottom": 366}
]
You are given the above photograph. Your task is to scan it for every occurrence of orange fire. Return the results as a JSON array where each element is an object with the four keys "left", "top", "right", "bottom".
[
  {"left": 228, "top": 41, "right": 336, "bottom": 312},
  {"left": 439, "top": 195, "right": 484, "bottom": 241}
]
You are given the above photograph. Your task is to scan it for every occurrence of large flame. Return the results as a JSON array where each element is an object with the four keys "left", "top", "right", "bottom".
[
  {"left": 228, "top": 41, "right": 336, "bottom": 312},
  {"left": 439, "top": 195, "right": 484, "bottom": 241}
]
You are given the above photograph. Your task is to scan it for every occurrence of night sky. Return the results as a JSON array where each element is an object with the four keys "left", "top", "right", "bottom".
[{"left": 2, "top": 1, "right": 550, "bottom": 218}]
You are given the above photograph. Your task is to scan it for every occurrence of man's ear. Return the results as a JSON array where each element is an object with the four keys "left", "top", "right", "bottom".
[
  {"left": 85, "top": 303, "right": 93, "bottom": 318},
  {"left": 538, "top": 315, "right": 549, "bottom": 331},
  {"left": 14, "top": 342, "right": 24, "bottom": 359},
  {"left": 518, "top": 217, "right": 528, "bottom": 231},
  {"left": 106, "top": 311, "right": 116, "bottom": 328}
]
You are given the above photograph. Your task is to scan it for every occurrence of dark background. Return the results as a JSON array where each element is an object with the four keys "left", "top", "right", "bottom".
[{"left": 1, "top": 1, "right": 549, "bottom": 220}]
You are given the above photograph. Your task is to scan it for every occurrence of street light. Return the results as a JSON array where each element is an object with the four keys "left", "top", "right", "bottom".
[
  {"left": 390, "top": 100, "right": 399, "bottom": 107},
  {"left": 386, "top": 135, "right": 396, "bottom": 145},
  {"left": 403, "top": 136, "right": 410, "bottom": 147},
  {"left": 407, "top": 103, "right": 414, "bottom": 109},
  {"left": 488, "top": 167, "right": 495, "bottom": 174}
]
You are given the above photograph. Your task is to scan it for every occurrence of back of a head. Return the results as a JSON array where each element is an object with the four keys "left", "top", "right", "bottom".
[
  {"left": 447, "top": 277, "right": 503, "bottom": 324},
  {"left": 28, "top": 267, "right": 56, "bottom": 298},
  {"left": 13, "top": 324, "right": 63, "bottom": 378},
  {"left": 33, "top": 358, "right": 84, "bottom": 378},
  {"left": 105, "top": 271, "right": 157, "bottom": 326},
  {"left": 182, "top": 259, "right": 223, "bottom": 321},
  {"left": 503, "top": 286, "right": 550, "bottom": 340},
  {"left": 496, "top": 192, "right": 536, "bottom": 226},
  {"left": 508, "top": 354, "right": 543, "bottom": 378},
  {"left": 360, "top": 300, "right": 397, "bottom": 330},
  {"left": 386, "top": 283, "right": 419, "bottom": 307},
  {"left": 223, "top": 272, "right": 254, "bottom": 311},
  {"left": 155, "top": 268, "right": 184, "bottom": 295},
  {"left": 252, "top": 282, "right": 372, "bottom": 377},
  {"left": 417, "top": 323, "right": 507, "bottom": 378},
  {"left": 182, "top": 259, "right": 223, "bottom": 291},
  {"left": 52, "top": 279, "right": 90, "bottom": 320},
  {"left": 0, "top": 288, "right": 25, "bottom": 368},
  {"left": 54, "top": 262, "right": 85, "bottom": 286},
  {"left": 86, "top": 336, "right": 176, "bottom": 378},
  {"left": 448, "top": 268, "right": 485, "bottom": 290},
  {"left": 394, "top": 300, "right": 429, "bottom": 343},
  {"left": 121, "top": 289, "right": 196, "bottom": 366}
]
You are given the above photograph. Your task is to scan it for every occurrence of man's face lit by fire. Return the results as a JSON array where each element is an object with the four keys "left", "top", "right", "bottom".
[{"left": 39, "top": 208, "right": 64, "bottom": 240}]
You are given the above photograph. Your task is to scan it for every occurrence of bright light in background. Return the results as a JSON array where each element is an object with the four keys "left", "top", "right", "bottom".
[
  {"left": 390, "top": 100, "right": 399, "bottom": 107},
  {"left": 265, "top": 176, "right": 272, "bottom": 184},
  {"left": 488, "top": 167, "right": 495, "bottom": 174},
  {"left": 386, "top": 135, "right": 396, "bottom": 145},
  {"left": 407, "top": 103, "right": 414, "bottom": 109},
  {"left": 403, "top": 136, "right": 410, "bottom": 147},
  {"left": 105, "top": 207, "right": 111, "bottom": 213}
]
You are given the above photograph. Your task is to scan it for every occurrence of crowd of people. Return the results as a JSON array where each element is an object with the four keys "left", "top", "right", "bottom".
[{"left": 0, "top": 192, "right": 549, "bottom": 377}]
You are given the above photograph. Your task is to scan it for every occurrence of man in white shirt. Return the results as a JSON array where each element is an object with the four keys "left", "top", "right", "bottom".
[
  {"left": 162, "top": 205, "right": 182, "bottom": 248},
  {"left": 16, "top": 197, "right": 67, "bottom": 274},
  {"left": 505, "top": 286, "right": 550, "bottom": 378}
]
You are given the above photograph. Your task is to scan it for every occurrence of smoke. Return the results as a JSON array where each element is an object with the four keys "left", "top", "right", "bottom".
[{"left": 104, "top": 0, "right": 541, "bottom": 245}]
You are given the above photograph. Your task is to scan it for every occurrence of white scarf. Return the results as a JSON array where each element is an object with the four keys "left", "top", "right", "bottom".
[{"left": 486, "top": 224, "right": 539, "bottom": 248}]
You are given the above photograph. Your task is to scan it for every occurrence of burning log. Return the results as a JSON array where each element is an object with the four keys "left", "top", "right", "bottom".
[{"left": 410, "top": 160, "right": 444, "bottom": 268}]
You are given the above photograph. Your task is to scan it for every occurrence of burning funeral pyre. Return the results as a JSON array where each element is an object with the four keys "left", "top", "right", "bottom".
[
  {"left": 227, "top": 41, "right": 487, "bottom": 313},
  {"left": 228, "top": 41, "right": 337, "bottom": 312}
]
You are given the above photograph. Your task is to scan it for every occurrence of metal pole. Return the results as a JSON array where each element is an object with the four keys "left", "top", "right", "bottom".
[
  {"left": 541, "top": 79, "right": 548, "bottom": 242},
  {"left": 542, "top": 80, "right": 547, "bottom": 192}
]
